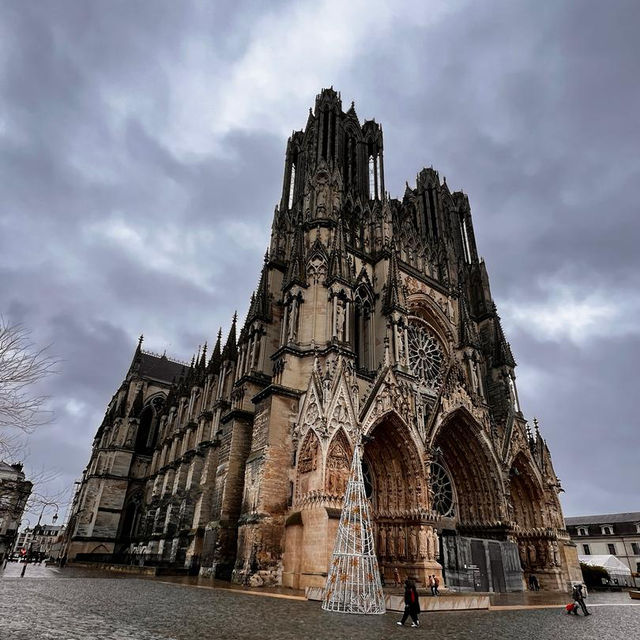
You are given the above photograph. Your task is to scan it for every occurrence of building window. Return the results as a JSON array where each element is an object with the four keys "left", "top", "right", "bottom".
[
  {"left": 607, "top": 543, "right": 616, "bottom": 555},
  {"left": 369, "top": 155, "right": 376, "bottom": 199},
  {"left": 583, "top": 544, "right": 590, "bottom": 555},
  {"left": 631, "top": 542, "right": 639, "bottom": 555},
  {"left": 288, "top": 163, "right": 296, "bottom": 209},
  {"left": 602, "top": 526, "right": 612, "bottom": 535},
  {"left": 461, "top": 218, "right": 472, "bottom": 263},
  {"left": 577, "top": 527, "right": 587, "bottom": 537}
]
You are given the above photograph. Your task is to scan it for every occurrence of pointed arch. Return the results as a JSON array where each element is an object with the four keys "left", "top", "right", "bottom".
[
  {"left": 363, "top": 411, "right": 427, "bottom": 513},
  {"left": 509, "top": 451, "right": 545, "bottom": 531},
  {"left": 325, "top": 364, "right": 359, "bottom": 437},
  {"left": 134, "top": 395, "right": 165, "bottom": 455},
  {"left": 431, "top": 407, "right": 505, "bottom": 527}
]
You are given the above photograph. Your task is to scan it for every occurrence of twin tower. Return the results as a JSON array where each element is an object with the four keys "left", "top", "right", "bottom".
[{"left": 67, "top": 88, "right": 581, "bottom": 592}]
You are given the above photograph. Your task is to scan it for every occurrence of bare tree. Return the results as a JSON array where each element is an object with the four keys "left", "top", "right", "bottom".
[
  {"left": 0, "top": 316, "right": 57, "bottom": 456},
  {"left": 0, "top": 318, "right": 60, "bottom": 561}
]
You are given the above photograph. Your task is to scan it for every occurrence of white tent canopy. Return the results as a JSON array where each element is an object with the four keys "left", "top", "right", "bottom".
[{"left": 578, "top": 555, "right": 631, "bottom": 575}]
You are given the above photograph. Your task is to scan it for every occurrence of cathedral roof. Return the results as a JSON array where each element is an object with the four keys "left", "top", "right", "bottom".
[
  {"left": 137, "top": 352, "right": 186, "bottom": 384},
  {"left": 565, "top": 513, "right": 640, "bottom": 526}
]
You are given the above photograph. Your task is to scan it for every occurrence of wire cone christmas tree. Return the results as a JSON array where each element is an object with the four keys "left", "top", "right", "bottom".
[{"left": 322, "top": 443, "right": 386, "bottom": 614}]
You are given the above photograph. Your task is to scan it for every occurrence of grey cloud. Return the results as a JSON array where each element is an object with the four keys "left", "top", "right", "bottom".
[{"left": 1, "top": 0, "right": 638, "bottom": 519}]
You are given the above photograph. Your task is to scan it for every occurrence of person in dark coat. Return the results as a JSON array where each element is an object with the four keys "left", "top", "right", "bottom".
[
  {"left": 571, "top": 583, "right": 591, "bottom": 616},
  {"left": 397, "top": 579, "right": 421, "bottom": 627}
]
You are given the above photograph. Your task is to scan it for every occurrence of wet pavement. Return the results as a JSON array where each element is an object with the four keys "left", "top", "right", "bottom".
[{"left": 1, "top": 563, "right": 638, "bottom": 639}]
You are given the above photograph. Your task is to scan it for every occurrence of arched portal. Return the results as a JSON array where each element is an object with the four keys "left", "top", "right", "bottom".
[
  {"left": 432, "top": 411, "right": 504, "bottom": 528},
  {"left": 432, "top": 410, "right": 524, "bottom": 592},
  {"left": 508, "top": 452, "right": 558, "bottom": 583},
  {"left": 510, "top": 453, "right": 545, "bottom": 531},
  {"left": 362, "top": 413, "right": 440, "bottom": 584}
]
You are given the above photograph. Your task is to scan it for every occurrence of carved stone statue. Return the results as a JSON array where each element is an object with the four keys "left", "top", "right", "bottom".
[
  {"left": 287, "top": 299, "right": 299, "bottom": 342},
  {"left": 379, "top": 526, "right": 387, "bottom": 557},
  {"left": 335, "top": 302, "right": 346, "bottom": 342},
  {"left": 398, "top": 527, "right": 406, "bottom": 558},
  {"left": 315, "top": 175, "right": 328, "bottom": 213},
  {"left": 418, "top": 526, "right": 428, "bottom": 560},
  {"left": 409, "top": 527, "right": 418, "bottom": 560},
  {"left": 387, "top": 526, "right": 396, "bottom": 558}
]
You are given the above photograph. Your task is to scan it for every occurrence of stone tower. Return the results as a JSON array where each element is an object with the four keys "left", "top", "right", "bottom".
[{"left": 67, "top": 88, "right": 581, "bottom": 592}]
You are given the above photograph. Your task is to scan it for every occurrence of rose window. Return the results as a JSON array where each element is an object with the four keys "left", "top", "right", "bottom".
[
  {"left": 430, "top": 462, "right": 455, "bottom": 517},
  {"left": 408, "top": 323, "right": 444, "bottom": 387}
]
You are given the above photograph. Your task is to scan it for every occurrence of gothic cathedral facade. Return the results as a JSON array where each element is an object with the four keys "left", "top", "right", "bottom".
[{"left": 67, "top": 89, "right": 581, "bottom": 592}]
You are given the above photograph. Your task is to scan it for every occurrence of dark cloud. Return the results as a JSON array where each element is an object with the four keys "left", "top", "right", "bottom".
[{"left": 1, "top": 0, "right": 638, "bottom": 521}]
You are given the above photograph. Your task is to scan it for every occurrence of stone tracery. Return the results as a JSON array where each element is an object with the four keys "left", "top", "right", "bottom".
[{"left": 407, "top": 321, "right": 445, "bottom": 388}]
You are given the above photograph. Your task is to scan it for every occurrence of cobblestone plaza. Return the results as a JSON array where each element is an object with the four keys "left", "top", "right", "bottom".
[{"left": 1, "top": 566, "right": 638, "bottom": 640}]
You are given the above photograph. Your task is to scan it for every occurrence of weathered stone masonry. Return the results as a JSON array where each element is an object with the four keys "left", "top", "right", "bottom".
[{"left": 67, "top": 88, "right": 581, "bottom": 592}]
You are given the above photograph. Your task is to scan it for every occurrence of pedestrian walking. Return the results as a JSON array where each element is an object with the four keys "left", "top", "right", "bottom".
[
  {"left": 571, "top": 583, "right": 590, "bottom": 616},
  {"left": 397, "top": 579, "right": 421, "bottom": 627},
  {"left": 434, "top": 574, "right": 440, "bottom": 596},
  {"left": 429, "top": 574, "right": 436, "bottom": 596}
]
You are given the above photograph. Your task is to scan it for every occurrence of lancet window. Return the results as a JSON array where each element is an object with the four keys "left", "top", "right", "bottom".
[
  {"left": 369, "top": 156, "right": 375, "bottom": 198},
  {"left": 461, "top": 217, "right": 472, "bottom": 263},
  {"left": 288, "top": 163, "right": 296, "bottom": 209},
  {"left": 354, "top": 286, "right": 374, "bottom": 370}
]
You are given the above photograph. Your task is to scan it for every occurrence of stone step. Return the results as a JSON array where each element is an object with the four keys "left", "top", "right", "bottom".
[{"left": 305, "top": 586, "right": 490, "bottom": 612}]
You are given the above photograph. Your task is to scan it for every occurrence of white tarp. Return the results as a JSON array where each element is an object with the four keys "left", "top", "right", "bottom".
[{"left": 578, "top": 555, "right": 631, "bottom": 575}]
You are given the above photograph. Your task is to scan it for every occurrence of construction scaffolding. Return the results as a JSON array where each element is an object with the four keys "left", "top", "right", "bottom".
[{"left": 322, "top": 444, "right": 386, "bottom": 614}]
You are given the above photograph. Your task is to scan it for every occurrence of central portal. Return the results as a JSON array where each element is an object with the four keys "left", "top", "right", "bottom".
[{"left": 363, "top": 415, "right": 441, "bottom": 585}]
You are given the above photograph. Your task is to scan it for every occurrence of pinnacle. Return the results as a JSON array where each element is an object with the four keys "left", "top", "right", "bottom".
[
  {"left": 222, "top": 312, "right": 238, "bottom": 362},
  {"left": 382, "top": 248, "right": 406, "bottom": 314}
]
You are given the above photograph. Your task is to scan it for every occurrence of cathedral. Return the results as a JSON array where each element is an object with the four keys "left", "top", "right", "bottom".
[{"left": 67, "top": 88, "right": 581, "bottom": 592}]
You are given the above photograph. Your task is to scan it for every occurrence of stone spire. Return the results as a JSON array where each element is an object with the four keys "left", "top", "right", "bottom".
[
  {"left": 458, "top": 288, "right": 479, "bottom": 349},
  {"left": 491, "top": 305, "right": 516, "bottom": 368},
  {"left": 128, "top": 334, "right": 144, "bottom": 376},
  {"left": 327, "top": 218, "right": 351, "bottom": 284},
  {"left": 283, "top": 223, "right": 306, "bottom": 290},
  {"left": 195, "top": 342, "right": 207, "bottom": 384},
  {"left": 382, "top": 247, "right": 406, "bottom": 314},
  {"left": 207, "top": 328, "right": 223, "bottom": 375},
  {"left": 222, "top": 312, "right": 238, "bottom": 362},
  {"left": 248, "top": 251, "right": 271, "bottom": 322}
]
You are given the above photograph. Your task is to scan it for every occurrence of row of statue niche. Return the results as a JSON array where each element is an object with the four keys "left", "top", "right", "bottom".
[
  {"left": 376, "top": 524, "right": 439, "bottom": 562},
  {"left": 518, "top": 539, "right": 560, "bottom": 569}
]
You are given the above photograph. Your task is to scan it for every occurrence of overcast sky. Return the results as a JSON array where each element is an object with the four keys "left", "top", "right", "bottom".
[{"left": 1, "top": 1, "right": 638, "bottom": 524}]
